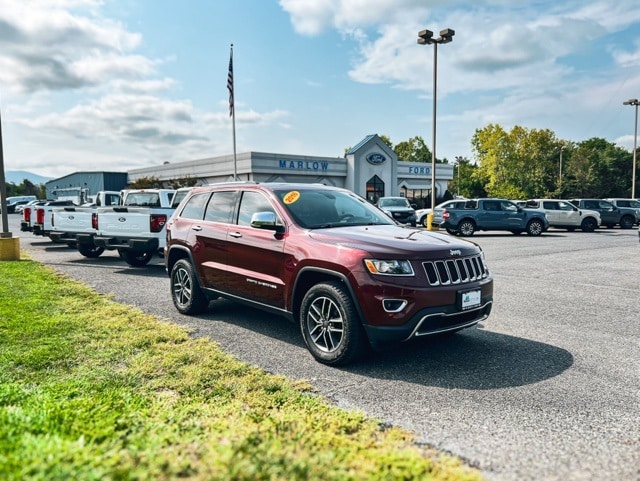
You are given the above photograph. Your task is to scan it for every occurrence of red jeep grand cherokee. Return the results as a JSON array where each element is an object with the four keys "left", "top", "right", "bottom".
[{"left": 165, "top": 182, "right": 493, "bottom": 365}]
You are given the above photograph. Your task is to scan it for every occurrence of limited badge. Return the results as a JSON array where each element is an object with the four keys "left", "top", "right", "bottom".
[{"left": 283, "top": 191, "right": 300, "bottom": 204}]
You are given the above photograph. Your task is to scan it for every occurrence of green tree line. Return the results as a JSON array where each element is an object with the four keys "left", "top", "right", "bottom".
[
  {"left": 383, "top": 125, "right": 638, "bottom": 200},
  {"left": 5, "top": 179, "right": 46, "bottom": 199}
]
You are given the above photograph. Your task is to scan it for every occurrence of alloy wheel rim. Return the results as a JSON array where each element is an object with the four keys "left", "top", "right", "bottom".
[{"left": 307, "top": 296, "right": 344, "bottom": 353}]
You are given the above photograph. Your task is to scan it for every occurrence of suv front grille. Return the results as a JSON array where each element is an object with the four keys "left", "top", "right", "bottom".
[{"left": 422, "top": 254, "right": 488, "bottom": 286}]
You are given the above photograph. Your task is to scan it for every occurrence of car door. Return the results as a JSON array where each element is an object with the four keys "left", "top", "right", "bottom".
[
  {"left": 541, "top": 201, "right": 561, "bottom": 224},
  {"left": 477, "top": 200, "right": 507, "bottom": 228},
  {"left": 556, "top": 201, "right": 579, "bottom": 226},
  {"left": 500, "top": 200, "right": 526, "bottom": 228},
  {"left": 222, "top": 190, "right": 288, "bottom": 309},
  {"left": 191, "top": 190, "right": 237, "bottom": 290}
]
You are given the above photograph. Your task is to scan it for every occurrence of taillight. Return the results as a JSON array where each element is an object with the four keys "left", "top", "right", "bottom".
[
  {"left": 24, "top": 208, "right": 31, "bottom": 222},
  {"left": 442, "top": 210, "right": 450, "bottom": 220},
  {"left": 92, "top": 213, "right": 99, "bottom": 230},
  {"left": 150, "top": 214, "right": 167, "bottom": 233},
  {"left": 36, "top": 208, "right": 45, "bottom": 224}
]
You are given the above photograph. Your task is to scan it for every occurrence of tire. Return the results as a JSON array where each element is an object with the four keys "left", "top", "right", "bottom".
[
  {"left": 580, "top": 217, "right": 597, "bottom": 232},
  {"left": 170, "top": 259, "right": 209, "bottom": 314},
  {"left": 526, "top": 219, "right": 544, "bottom": 236},
  {"left": 619, "top": 215, "right": 634, "bottom": 229},
  {"left": 510, "top": 230, "right": 523, "bottom": 235},
  {"left": 300, "top": 281, "right": 368, "bottom": 366},
  {"left": 420, "top": 216, "right": 428, "bottom": 227},
  {"left": 77, "top": 243, "right": 105, "bottom": 258},
  {"left": 121, "top": 249, "right": 154, "bottom": 267},
  {"left": 458, "top": 220, "right": 475, "bottom": 237}
]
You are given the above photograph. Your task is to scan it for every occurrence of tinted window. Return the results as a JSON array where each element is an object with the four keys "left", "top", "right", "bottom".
[
  {"left": 204, "top": 191, "right": 236, "bottom": 223},
  {"left": 179, "top": 192, "right": 210, "bottom": 220},
  {"left": 238, "top": 191, "right": 277, "bottom": 227}
]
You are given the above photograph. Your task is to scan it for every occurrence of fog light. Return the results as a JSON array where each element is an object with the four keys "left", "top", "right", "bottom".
[{"left": 382, "top": 299, "right": 407, "bottom": 313}]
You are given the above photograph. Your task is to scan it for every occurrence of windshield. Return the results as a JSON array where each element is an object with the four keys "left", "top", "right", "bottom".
[
  {"left": 274, "top": 188, "right": 396, "bottom": 229},
  {"left": 124, "top": 192, "right": 161, "bottom": 207},
  {"left": 379, "top": 197, "right": 410, "bottom": 208}
]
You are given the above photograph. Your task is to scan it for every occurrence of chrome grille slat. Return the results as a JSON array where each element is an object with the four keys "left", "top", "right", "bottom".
[{"left": 423, "top": 254, "right": 488, "bottom": 286}]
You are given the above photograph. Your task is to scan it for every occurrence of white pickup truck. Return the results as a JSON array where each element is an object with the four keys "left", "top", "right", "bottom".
[
  {"left": 91, "top": 189, "right": 178, "bottom": 266},
  {"left": 49, "top": 191, "right": 122, "bottom": 254},
  {"left": 30, "top": 200, "right": 78, "bottom": 239}
]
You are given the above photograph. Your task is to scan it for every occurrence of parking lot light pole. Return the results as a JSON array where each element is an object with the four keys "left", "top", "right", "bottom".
[
  {"left": 418, "top": 28, "right": 454, "bottom": 230},
  {"left": 623, "top": 98, "right": 639, "bottom": 199}
]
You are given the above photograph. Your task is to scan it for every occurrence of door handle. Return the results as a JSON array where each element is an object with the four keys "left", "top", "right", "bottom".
[
  {"left": 192, "top": 225, "right": 202, "bottom": 231},
  {"left": 229, "top": 231, "right": 242, "bottom": 238}
]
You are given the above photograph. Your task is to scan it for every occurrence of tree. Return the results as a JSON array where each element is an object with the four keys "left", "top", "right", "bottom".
[
  {"left": 394, "top": 136, "right": 435, "bottom": 163},
  {"left": 449, "top": 156, "right": 485, "bottom": 198},
  {"left": 472, "top": 124, "right": 563, "bottom": 199},
  {"left": 127, "top": 176, "right": 164, "bottom": 189},
  {"left": 562, "top": 138, "right": 632, "bottom": 198}
]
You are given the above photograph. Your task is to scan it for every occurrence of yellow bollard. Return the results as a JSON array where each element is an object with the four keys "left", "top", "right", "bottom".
[
  {"left": 426, "top": 213, "right": 439, "bottom": 231},
  {"left": 0, "top": 235, "right": 20, "bottom": 261}
]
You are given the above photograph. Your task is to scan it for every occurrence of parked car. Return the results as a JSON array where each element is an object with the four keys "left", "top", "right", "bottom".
[
  {"left": 415, "top": 199, "right": 468, "bottom": 228},
  {"left": 440, "top": 198, "right": 549, "bottom": 236},
  {"left": 165, "top": 182, "right": 494, "bottom": 365},
  {"left": 604, "top": 198, "right": 640, "bottom": 225},
  {"left": 2, "top": 195, "right": 37, "bottom": 214},
  {"left": 375, "top": 196, "right": 417, "bottom": 226},
  {"left": 524, "top": 199, "right": 601, "bottom": 232},
  {"left": 569, "top": 199, "right": 636, "bottom": 229}
]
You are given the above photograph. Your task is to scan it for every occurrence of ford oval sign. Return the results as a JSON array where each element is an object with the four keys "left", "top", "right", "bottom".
[{"left": 366, "top": 152, "right": 386, "bottom": 165}]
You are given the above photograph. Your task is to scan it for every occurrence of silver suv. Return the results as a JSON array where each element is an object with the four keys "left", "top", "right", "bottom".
[{"left": 526, "top": 199, "right": 601, "bottom": 232}]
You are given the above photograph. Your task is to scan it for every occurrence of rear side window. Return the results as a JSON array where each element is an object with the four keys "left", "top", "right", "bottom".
[
  {"left": 204, "top": 191, "right": 237, "bottom": 223},
  {"left": 179, "top": 192, "right": 210, "bottom": 220}
]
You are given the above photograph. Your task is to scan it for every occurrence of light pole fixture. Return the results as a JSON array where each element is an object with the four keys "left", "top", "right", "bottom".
[
  {"left": 418, "top": 28, "right": 455, "bottom": 230},
  {"left": 559, "top": 145, "right": 565, "bottom": 184},
  {"left": 623, "top": 98, "right": 639, "bottom": 198}
]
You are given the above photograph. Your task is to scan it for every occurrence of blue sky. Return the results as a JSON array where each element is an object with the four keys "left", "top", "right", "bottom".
[{"left": 1, "top": 0, "right": 640, "bottom": 179}]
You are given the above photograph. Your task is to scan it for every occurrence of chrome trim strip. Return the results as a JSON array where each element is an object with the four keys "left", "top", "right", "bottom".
[{"left": 403, "top": 301, "right": 493, "bottom": 342}]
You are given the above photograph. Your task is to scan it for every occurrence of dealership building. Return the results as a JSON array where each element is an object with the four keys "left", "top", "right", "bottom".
[{"left": 127, "top": 134, "right": 453, "bottom": 207}]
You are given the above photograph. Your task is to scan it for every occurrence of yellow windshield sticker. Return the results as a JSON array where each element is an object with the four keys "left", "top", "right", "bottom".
[{"left": 283, "top": 191, "right": 301, "bottom": 204}]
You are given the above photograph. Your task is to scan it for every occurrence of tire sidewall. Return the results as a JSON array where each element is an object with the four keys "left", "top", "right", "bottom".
[{"left": 299, "top": 281, "right": 366, "bottom": 366}]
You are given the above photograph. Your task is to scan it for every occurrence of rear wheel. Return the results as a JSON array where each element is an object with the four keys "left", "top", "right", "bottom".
[
  {"left": 619, "top": 215, "right": 634, "bottom": 229},
  {"left": 170, "top": 259, "right": 209, "bottom": 314},
  {"left": 120, "top": 249, "right": 154, "bottom": 267},
  {"left": 526, "top": 219, "right": 544, "bottom": 236},
  {"left": 300, "top": 281, "right": 368, "bottom": 366},
  {"left": 458, "top": 220, "right": 476, "bottom": 237},
  {"left": 77, "top": 243, "right": 105, "bottom": 258},
  {"left": 580, "top": 217, "right": 597, "bottom": 232}
]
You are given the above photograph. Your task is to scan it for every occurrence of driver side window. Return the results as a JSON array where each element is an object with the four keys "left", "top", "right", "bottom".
[{"left": 237, "top": 191, "right": 278, "bottom": 227}]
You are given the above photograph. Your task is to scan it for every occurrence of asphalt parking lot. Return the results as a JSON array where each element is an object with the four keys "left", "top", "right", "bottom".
[{"left": 6, "top": 214, "right": 640, "bottom": 481}]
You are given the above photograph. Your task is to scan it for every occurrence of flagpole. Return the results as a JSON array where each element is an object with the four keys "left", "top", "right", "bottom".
[{"left": 228, "top": 43, "right": 238, "bottom": 180}]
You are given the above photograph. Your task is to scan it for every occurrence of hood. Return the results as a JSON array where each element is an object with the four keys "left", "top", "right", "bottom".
[{"left": 308, "top": 225, "right": 481, "bottom": 257}]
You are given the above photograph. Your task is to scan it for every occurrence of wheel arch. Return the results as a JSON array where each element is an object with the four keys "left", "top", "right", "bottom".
[
  {"left": 166, "top": 245, "right": 195, "bottom": 277},
  {"left": 291, "top": 267, "right": 365, "bottom": 326}
]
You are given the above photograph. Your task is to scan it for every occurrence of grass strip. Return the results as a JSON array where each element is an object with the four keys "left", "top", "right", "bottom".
[{"left": 0, "top": 258, "right": 484, "bottom": 480}]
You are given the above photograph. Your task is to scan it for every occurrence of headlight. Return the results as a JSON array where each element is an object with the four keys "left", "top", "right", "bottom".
[{"left": 364, "top": 259, "right": 414, "bottom": 276}]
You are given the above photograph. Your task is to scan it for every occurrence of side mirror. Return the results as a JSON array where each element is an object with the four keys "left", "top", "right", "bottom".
[
  {"left": 251, "top": 211, "right": 284, "bottom": 233},
  {"left": 411, "top": 203, "right": 417, "bottom": 209}
]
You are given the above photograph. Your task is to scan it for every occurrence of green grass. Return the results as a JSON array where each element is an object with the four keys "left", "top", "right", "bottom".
[{"left": 0, "top": 258, "right": 484, "bottom": 480}]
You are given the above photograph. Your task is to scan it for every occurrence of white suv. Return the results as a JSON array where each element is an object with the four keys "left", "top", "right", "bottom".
[{"left": 526, "top": 199, "right": 600, "bottom": 232}]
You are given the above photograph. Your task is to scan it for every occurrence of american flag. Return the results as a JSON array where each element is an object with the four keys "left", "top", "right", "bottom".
[{"left": 227, "top": 50, "right": 234, "bottom": 117}]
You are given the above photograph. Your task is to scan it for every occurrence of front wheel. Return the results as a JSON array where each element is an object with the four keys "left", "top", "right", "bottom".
[
  {"left": 300, "top": 281, "right": 368, "bottom": 366},
  {"left": 526, "top": 219, "right": 544, "bottom": 236},
  {"left": 580, "top": 217, "right": 597, "bottom": 232},
  {"left": 120, "top": 249, "right": 154, "bottom": 267},
  {"left": 619, "top": 215, "right": 635, "bottom": 229},
  {"left": 170, "top": 259, "right": 209, "bottom": 314}
]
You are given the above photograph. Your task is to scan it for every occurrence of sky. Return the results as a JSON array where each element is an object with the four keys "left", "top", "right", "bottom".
[{"left": 1, "top": 0, "right": 640, "bottom": 180}]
